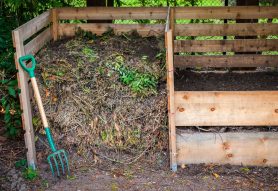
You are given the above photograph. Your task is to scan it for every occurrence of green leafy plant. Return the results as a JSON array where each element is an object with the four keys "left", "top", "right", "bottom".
[
  {"left": 82, "top": 47, "right": 98, "bottom": 62},
  {"left": 22, "top": 167, "right": 39, "bottom": 180},
  {"left": 66, "top": 174, "right": 77, "bottom": 180},
  {"left": 15, "top": 159, "right": 27, "bottom": 168},
  {"left": 15, "top": 158, "right": 39, "bottom": 180},
  {"left": 120, "top": 68, "right": 157, "bottom": 94},
  {"left": 1, "top": 79, "right": 22, "bottom": 137},
  {"left": 109, "top": 55, "right": 158, "bottom": 96}
]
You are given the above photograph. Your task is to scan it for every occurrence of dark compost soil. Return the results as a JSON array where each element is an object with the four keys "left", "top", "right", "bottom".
[{"left": 175, "top": 70, "right": 278, "bottom": 91}]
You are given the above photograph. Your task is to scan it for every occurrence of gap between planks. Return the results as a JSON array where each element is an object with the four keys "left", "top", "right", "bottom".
[{"left": 174, "top": 55, "right": 278, "bottom": 68}]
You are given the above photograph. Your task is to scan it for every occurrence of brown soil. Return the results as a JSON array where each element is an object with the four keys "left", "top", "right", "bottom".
[
  {"left": 44, "top": 162, "right": 278, "bottom": 191},
  {"left": 1, "top": 143, "right": 278, "bottom": 191}
]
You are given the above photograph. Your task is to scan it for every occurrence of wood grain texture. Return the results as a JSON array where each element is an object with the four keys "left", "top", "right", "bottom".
[
  {"left": 166, "top": 29, "right": 177, "bottom": 170},
  {"left": 58, "top": 23, "right": 165, "bottom": 37},
  {"left": 174, "top": 55, "right": 278, "bottom": 68},
  {"left": 31, "top": 78, "right": 49, "bottom": 128},
  {"left": 57, "top": 7, "right": 168, "bottom": 20},
  {"left": 12, "top": 31, "right": 37, "bottom": 169},
  {"left": 174, "top": 91, "right": 278, "bottom": 126},
  {"left": 175, "top": 23, "right": 278, "bottom": 36},
  {"left": 174, "top": 6, "right": 278, "bottom": 19},
  {"left": 174, "top": 39, "right": 278, "bottom": 53},
  {"left": 170, "top": 7, "right": 175, "bottom": 33},
  {"left": 13, "top": 10, "right": 50, "bottom": 42},
  {"left": 177, "top": 132, "right": 278, "bottom": 166},
  {"left": 56, "top": 6, "right": 278, "bottom": 20},
  {"left": 51, "top": 8, "right": 58, "bottom": 41},
  {"left": 24, "top": 27, "right": 51, "bottom": 55}
]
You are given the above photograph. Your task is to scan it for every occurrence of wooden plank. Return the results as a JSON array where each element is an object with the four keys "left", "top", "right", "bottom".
[
  {"left": 24, "top": 27, "right": 51, "bottom": 55},
  {"left": 13, "top": 10, "right": 50, "bottom": 42},
  {"left": 12, "top": 31, "right": 37, "bottom": 169},
  {"left": 170, "top": 7, "right": 175, "bottom": 34},
  {"left": 175, "top": 23, "right": 278, "bottom": 36},
  {"left": 174, "top": 6, "right": 278, "bottom": 19},
  {"left": 174, "top": 91, "right": 278, "bottom": 126},
  {"left": 57, "top": 7, "right": 278, "bottom": 20},
  {"left": 57, "top": 7, "right": 168, "bottom": 20},
  {"left": 174, "top": 39, "right": 278, "bottom": 53},
  {"left": 177, "top": 132, "right": 278, "bottom": 166},
  {"left": 52, "top": 8, "right": 58, "bottom": 41},
  {"left": 165, "top": 29, "right": 177, "bottom": 171},
  {"left": 58, "top": 23, "right": 165, "bottom": 37},
  {"left": 174, "top": 55, "right": 278, "bottom": 68}
]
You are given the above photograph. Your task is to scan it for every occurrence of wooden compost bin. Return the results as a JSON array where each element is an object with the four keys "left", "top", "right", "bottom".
[
  {"left": 165, "top": 6, "right": 278, "bottom": 171},
  {"left": 12, "top": 6, "right": 278, "bottom": 170}
]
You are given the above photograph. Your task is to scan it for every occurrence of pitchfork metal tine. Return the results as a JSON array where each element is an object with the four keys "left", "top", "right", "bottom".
[
  {"left": 53, "top": 156, "right": 60, "bottom": 176},
  {"left": 57, "top": 153, "right": 65, "bottom": 174},
  {"left": 62, "top": 150, "right": 70, "bottom": 174},
  {"left": 47, "top": 156, "right": 55, "bottom": 177}
]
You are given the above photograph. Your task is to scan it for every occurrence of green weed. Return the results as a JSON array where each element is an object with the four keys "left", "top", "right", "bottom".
[
  {"left": 66, "top": 174, "right": 76, "bottom": 180},
  {"left": 82, "top": 47, "right": 98, "bottom": 62},
  {"left": 15, "top": 159, "right": 39, "bottom": 181},
  {"left": 22, "top": 167, "right": 38, "bottom": 180},
  {"left": 1, "top": 79, "right": 22, "bottom": 137},
  {"left": 41, "top": 179, "right": 49, "bottom": 188},
  {"left": 15, "top": 159, "right": 27, "bottom": 168},
  {"left": 109, "top": 55, "right": 158, "bottom": 96}
]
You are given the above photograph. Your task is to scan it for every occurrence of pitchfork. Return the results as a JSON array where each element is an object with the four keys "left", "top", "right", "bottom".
[{"left": 19, "top": 55, "right": 70, "bottom": 177}]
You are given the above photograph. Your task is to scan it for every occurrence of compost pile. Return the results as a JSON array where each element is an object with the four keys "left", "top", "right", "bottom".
[{"left": 34, "top": 31, "right": 168, "bottom": 166}]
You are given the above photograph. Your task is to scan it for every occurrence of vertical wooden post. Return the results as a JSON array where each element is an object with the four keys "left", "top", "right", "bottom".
[
  {"left": 170, "top": 7, "right": 175, "bottom": 38},
  {"left": 166, "top": 30, "right": 177, "bottom": 172},
  {"left": 51, "top": 8, "right": 58, "bottom": 41},
  {"left": 12, "top": 31, "right": 37, "bottom": 169},
  {"left": 165, "top": 7, "right": 177, "bottom": 172}
]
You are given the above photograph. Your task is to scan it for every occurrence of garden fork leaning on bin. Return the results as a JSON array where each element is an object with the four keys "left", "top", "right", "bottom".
[{"left": 19, "top": 55, "right": 70, "bottom": 177}]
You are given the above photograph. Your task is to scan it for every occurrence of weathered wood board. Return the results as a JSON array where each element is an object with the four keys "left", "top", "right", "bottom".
[
  {"left": 57, "top": 7, "right": 168, "bottom": 20},
  {"left": 16, "top": 10, "right": 50, "bottom": 42},
  {"left": 57, "top": 6, "right": 278, "bottom": 20},
  {"left": 174, "top": 39, "right": 278, "bottom": 53},
  {"left": 24, "top": 27, "right": 51, "bottom": 55},
  {"left": 175, "top": 23, "right": 278, "bottom": 36},
  {"left": 174, "top": 6, "right": 278, "bottom": 19},
  {"left": 177, "top": 132, "right": 278, "bottom": 166},
  {"left": 175, "top": 91, "right": 278, "bottom": 126},
  {"left": 165, "top": 7, "right": 177, "bottom": 171}
]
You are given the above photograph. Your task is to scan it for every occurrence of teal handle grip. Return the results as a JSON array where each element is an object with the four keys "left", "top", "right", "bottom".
[
  {"left": 19, "top": 54, "right": 36, "bottom": 78},
  {"left": 45, "top": 128, "right": 57, "bottom": 152}
]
